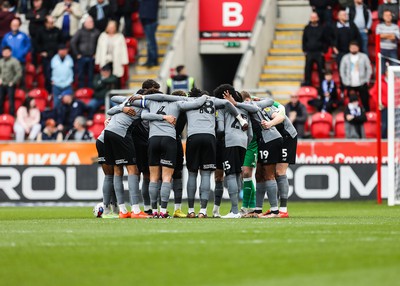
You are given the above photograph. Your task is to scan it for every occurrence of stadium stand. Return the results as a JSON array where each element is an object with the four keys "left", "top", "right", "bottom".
[
  {"left": 28, "top": 88, "right": 49, "bottom": 112},
  {"left": 0, "top": 114, "right": 15, "bottom": 140},
  {"left": 4, "top": 88, "right": 25, "bottom": 115},
  {"left": 311, "top": 112, "right": 333, "bottom": 138},
  {"left": 75, "top": 88, "right": 94, "bottom": 105},
  {"left": 88, "top": 113, "right": 106, "bottom": 139},
  {"left": 334, "top": 112, "right": 346, "bottom": 138},
  {"left": 365, "top": 111, "right": 378, "bottom": 138}
]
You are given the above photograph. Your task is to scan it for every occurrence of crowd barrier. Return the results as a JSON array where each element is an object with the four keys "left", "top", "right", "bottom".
[{"left": 0, "top": 140, "right": 387, "bottom": 204}]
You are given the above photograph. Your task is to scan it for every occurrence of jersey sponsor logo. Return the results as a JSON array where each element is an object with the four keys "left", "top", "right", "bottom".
[
  {"left": 202, "top": 164, "right": 216, "bottom": 169},
  {"left": 160, "top": 159, "right": 173, "bottom": 166}
]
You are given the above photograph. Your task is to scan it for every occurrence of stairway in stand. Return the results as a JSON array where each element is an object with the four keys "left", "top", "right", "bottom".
[
  {"left": 128, "top": 25, "right": 176, "bottom": 90},
  {"left": 257, "top": 24, "right": 305, "bottom": 103}
]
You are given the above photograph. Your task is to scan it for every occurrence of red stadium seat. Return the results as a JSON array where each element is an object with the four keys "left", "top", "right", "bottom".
[
  {"left": 131, "top": 12, "right": 145, "bottom": 39},
  {"left": 75, "top": 88, "right": 94, "bottom": 104},
  {"left": 311, "top": 112, "right": 332, "bottom": 138},
  {"left": 364, "top": 111, "right": 377, "bottom": 138},
  {"left": 334, "top": 112, "right": 345, "bottom": 138},
  {"left": 36, "top": 66, "right": 46, "bottom": 89},
  {"left": 25, "top": 63, "right": 36, "bottom": 90},
  {"left": 297, "top": 86, "right": 318, "bottom": 113},
  {"left": 4, "top": 89, "right": 25, "bottom": 114},
  {"left": 89, "top": 113, "right": 106, "bottom": 139},
  {"left": 0, "top": 114, "right": 15, "bottom": 140},
  {"left": 28, "top": 88, "right": 48, "bottom": 112},
  {"left": 126, "top": 37, "right": 138, "bottom": 64}
]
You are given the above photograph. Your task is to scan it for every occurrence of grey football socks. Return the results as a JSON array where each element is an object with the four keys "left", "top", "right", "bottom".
[
  {"left": 128, "top": 174, "right": 140, "bottom": 205},
  {"left": 200, "top": 170, "right": 211, "bottom": 209},
  {"left": 226, "top": 174, "right": 239, "bottom": 214},
  {"left": 187, "top": 171, "right": 197, "bottom": 209},
  {"left": 102, "top": 175, "right": 113, "bottom": 206},
  {"left": 266, "top": 179, "right": 279, "bottom": 211},
  {"left": 113, "top": 175, "right": 125, "bottom": 205}
]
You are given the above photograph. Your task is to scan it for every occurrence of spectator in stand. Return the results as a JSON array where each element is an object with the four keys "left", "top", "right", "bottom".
[
  {"left": 340, "top": 41, "right": 372, "bottom": 111},
  {"left": 284, "top": 93, "right": 308, "bottom": 138},
  {"left": 95, "top": 20, "right": 128, "bottom": 82},
  {"left": 302, "top": 12, "right": 329, "bottom": 87},
  {"left": 139, "top": 0, "right": 160, "bottom": 67},
  {"left": 308, "top": 71, "right": 341, "bottom": 113},
  {"left": 36, "top": 118, "right": 63, "bottom": 141},
  {"left": 332, "top": 9, "right": 361, "bottom": 94},
  {"left": 51, "top": 0, "right": 83, "bottom": 42},
  {"left": 37, "top": 15, "right": 63, "bottom": 93},
  {"left": 13, "top": 97, "right": 42, "bottom": 142},
  {"left": 70, "top": 16, "right": 100, "bottom": 88},
  {"left": 110, "top": 0, "right": 138, "bottom": 37},
  {"left": 25, "top": 0, "right": 48, "bottom": 65},
  {"left": 309, "top": 0, "right": 336, "bottom": 25},
  {"left": 88, "top": 0, "right": 113, "bottom": 32},
  {"left": 378, "top": 0, "right": 399, "bottom": 23},
  {"left": 0, "top": 2, "right": 15, "bottom": 45},
  {"left": 65, "top": 116, "right": 93, "bottom": 141},
  {"left": 376, "top": 10, "right": 400, "bottom": 73},
  {"left": 1, "top": 18, "right": 31, "bottom": 66},
  {"left": 166, "top": 65, "right": 196, "bottom": 94},
  {"left": 0, "top": 46, "right": 22, "bottom": 116},
  {"left": 51, "top": 44, "right": 74, "bottom": 108},
  {"left": 347, "top": 0, "right": 372, "bottom": 55},
  {"left": 87, "top": 64, "right": 118, "bottom": 122},
  {"left": 56, "top": 91, "right": 88, "bottom": 133},
  {"left": 345, "top": 93, "right": 367, "bottom": 138}
]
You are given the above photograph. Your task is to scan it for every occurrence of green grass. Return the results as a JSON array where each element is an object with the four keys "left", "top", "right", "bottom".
[{"left": 0, "top": 202, "right": 399, "bottom": 286}]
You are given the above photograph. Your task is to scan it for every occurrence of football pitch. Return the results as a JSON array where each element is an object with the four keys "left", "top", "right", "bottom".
[{"left": 0, "top": 201, "right": 399, "bottom": 286}]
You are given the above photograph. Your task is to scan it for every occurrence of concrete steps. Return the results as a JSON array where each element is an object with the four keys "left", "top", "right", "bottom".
[
  {"left": 128, "top": 25, "right": 175, "bottom": 89},
  {"left": 257, "top": 24, "right": 305, "bottom": 99}
]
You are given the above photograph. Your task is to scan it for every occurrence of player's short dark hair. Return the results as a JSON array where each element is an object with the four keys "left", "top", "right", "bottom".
[
  {"left": 234, "top": 91, "right": 243, "bottom": 103},
  {"left": 176, "top": 65, "right": 185, "bottom": 74},
  {"left": 143, "top": 88, "right": 162, "bottom": 95},
  {"left": 188, "top": 87, "right": 204, "bottom": 98},
  {"left": 325, "top": 70, "right": 332, "bottom": 75},
  {"left": 171, "top": 90, "right": 187, "bottom": 97},
  {"left": 213, "top": 84, "right": 236, "bottom": 99},
  {"left": 142, "top": 79, "right": 160, "bottom": 90}
]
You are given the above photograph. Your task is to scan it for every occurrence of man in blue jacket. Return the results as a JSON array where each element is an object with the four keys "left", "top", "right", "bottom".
[
  {"left": 1, "top": 18, "right": 31, "bottom": 65},
  {"left": 139, "top": 0, "right": 160, "bottom": 67}
]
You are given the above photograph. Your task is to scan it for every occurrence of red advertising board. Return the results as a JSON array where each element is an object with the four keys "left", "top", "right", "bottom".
[
  {"left": 199, "top": 0, "right": 263, "bottom": 39},
  {"left": 296, "top": 141, "right": 388, "bottom": 164}
]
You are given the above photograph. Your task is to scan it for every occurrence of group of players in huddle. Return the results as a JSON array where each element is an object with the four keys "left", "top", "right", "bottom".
[{"left": 95, "top": 79, "right": 297, "bottom": 219}]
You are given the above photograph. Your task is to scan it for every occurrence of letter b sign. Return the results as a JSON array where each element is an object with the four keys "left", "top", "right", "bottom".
[{"left": 222, "top": 2, "right": 243, "bottom": 27}]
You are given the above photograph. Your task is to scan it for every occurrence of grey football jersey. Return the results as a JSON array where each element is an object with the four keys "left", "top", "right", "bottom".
[
  {"left": 270, "top": 105, "right": 298, "bottom": 138},
  {"left": 186, "top": 97, "right": 239, "bottom": 138},
  {"left": 142, "top": 96, "right": 207, "bottom": 139},
  {"left": 105, "top": 99, "right": 142, "bottom": 137},
  {"left": 237, "top": 101, "right": 282, "bottom": 143},
  {"left": 217, "top": 108, "right": 249, "bottom": 149}
]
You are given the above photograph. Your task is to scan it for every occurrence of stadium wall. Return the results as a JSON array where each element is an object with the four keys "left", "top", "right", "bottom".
[{"left": 0, "top": 141, "right": 387, "bottom": 205}]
